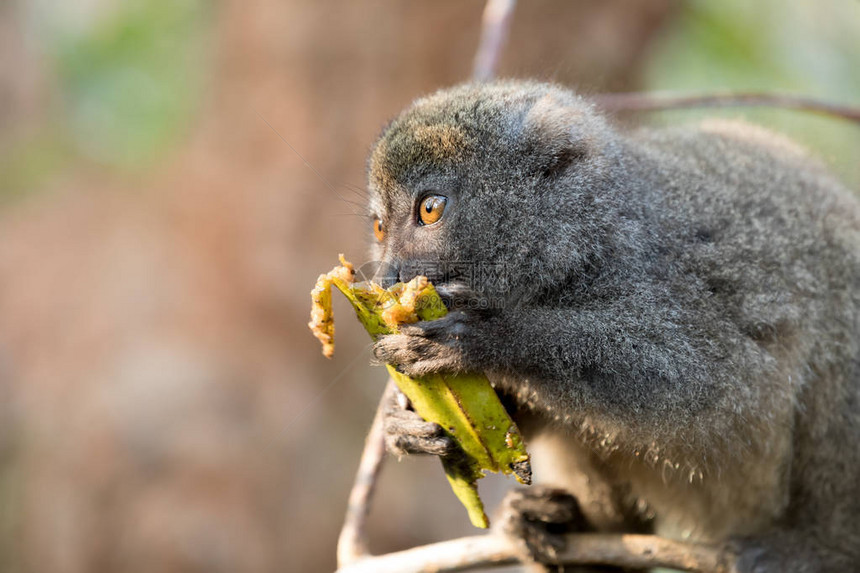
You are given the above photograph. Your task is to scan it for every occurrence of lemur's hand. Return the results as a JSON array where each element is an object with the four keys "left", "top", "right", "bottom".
[
  {"left": 381, "top": 382, "right": 463, "bottom": 459},
  {"left": 373, "top": 282, "right": 494, "bottom": 377},
  {"left": 374, "top": 310, "right": 480, "bottom": 376}
]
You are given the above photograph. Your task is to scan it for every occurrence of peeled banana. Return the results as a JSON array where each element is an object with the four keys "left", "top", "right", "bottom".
[{"left": 309, "top": 255, "right": 531, "bottom": 528}]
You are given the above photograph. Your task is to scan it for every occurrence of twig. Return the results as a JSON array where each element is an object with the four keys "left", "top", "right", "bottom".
[
  {"left": 593, "top": 91, "right": 860, "bottom": 124},
  {"left": 472, "top": 0, "right": 517, "bottom": 82},
  {"left": 336, "top": 380, "right": 393, "bottom": 567},
  {"left": 336, "top": 532, "right": 737, "bottom": 573}
]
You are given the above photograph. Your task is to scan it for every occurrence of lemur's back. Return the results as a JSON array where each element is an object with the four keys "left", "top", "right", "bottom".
[{"left": 621, "top": 118, "right": 860, "bottom": 551}]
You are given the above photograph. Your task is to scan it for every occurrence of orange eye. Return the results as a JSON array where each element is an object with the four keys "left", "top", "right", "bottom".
[
  {"left": 418, "top": 195, "right": 447, "bottom": 226},
  {"left": 373, "top": 217, "right": 385, "bottom": 242}
]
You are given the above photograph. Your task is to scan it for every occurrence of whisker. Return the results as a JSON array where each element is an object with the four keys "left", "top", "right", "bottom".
[
  {"left": 332, "top": 212, "right": 370, "bottom": 218},
  {"left": 255, "top": 111, "right": 364, "bottom": 216},
  {"left": 335, "top": 196, "right": 368, "bottom": 210},
  {"left": 340, "top": 182, "right": 370, "bottom": 200}
]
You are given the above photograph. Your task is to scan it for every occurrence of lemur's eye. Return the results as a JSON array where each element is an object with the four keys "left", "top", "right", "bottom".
[
  {"left": 418, "top": 195, "right": 447, "bottom": 226},
  {"left": 373, "top": 217, "right": 385, "bottom": 242}
]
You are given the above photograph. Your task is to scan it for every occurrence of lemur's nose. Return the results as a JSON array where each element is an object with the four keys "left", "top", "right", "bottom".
[
  {"left": 378, "top": 274, "right": 398, "bottom": 289},
  {"left": 371, "top": 261, "right": 399, "bottom": 288}
]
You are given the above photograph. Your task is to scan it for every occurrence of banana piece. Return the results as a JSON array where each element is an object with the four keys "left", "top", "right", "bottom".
[{"left": 309, "top": 255, "right": 531, "bottom": 528}]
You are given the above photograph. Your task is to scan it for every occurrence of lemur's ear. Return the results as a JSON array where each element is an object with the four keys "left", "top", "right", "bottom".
[{"left": 521, "top": 94, "right": 591, "bottom": 178}]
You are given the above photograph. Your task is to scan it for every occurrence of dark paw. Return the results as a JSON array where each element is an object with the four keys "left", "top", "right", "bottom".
[
  {"left": 496, "top": 486, "right": 590, "bottom": 565},
  {"left": 372, "top": 311, "right": 476, "bottom": 376},
  {"left": 382, "top": 385, "right": 462, "bottom": 458},
  {"left": 384, "top": 404, "right": 456, "bottom": 457}
]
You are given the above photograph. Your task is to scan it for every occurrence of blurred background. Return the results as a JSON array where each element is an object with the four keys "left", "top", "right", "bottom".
[{"left": 0, "top": 1, "right": 858, "bottom": 572}]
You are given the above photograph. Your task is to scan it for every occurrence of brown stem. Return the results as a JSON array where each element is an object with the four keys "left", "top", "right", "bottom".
[
  {"left": 335, "top": 532, "right": 737, "bottom": 573},
  {"left": 472, "top": 0, "right": 517, "bottom": 82},
  {"left": 593, "top": 91, "right": 860, "bottom": 123},
  {"left": 336, "top": 380, "right": 393, "bottom": 567}
]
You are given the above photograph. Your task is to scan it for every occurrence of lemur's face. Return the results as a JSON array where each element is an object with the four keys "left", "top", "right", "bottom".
[
  {"left": 366, "top": 113, "right": 472, "bottom": 286},
  {"left": 366, "top": 82, "right": 607, "bottom": 300}
]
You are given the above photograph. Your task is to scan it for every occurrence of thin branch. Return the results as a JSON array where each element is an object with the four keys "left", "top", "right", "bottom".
[
  {"left": 336, "top": 532, "right": 737, "bottom": 573},
  {"left": 593, "top": 91, "right": 860, "bottom": 124},
  {"left": 472, "top": 0, "right": 517, "bottom": 82},
  {"left": 336, "top": 380, "right": 393, "bottom": 567}
]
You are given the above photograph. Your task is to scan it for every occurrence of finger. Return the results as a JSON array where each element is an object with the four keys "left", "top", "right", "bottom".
[
  {"left": 506, "top": 487, "right": 583, "bottom": 524},
  {"left": 386, "top": 432, "right": 456, "bottom": 457},
  {"left": 384, "top": 411, "right": 445, "bottom": 438},
  {"left": 401, "top": 312, "right": 468, "bottom": 339},
  {"left": 373, "top": 334, "right": 423, "bottom": 364}
]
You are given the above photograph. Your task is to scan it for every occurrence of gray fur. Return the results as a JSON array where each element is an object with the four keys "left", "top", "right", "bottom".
[{"left": 367, "top": 81, "right": 860, "bottom": 572}]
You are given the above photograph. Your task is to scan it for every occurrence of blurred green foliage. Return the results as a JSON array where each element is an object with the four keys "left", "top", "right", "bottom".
[
  {"left": 644, "top": 0, "right": 860, "bottom": 187},
  {"left": 55, "top": 0, "right": 210, "bottom": 167},
  {"left": 1, "top": 0, "right": 857, "bottom": 201},
  {"left": 1, "top": 0, "right": 210, "bottom": 199}
]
